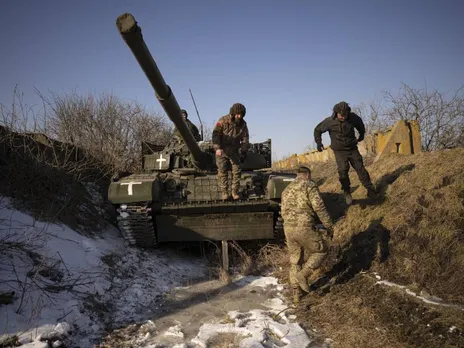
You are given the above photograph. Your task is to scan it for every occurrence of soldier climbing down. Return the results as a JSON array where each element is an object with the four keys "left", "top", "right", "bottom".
[
  {"left": 174, "top": 109, "right": 202, "bottom": 141},
  {"left": 212, "top": 103, "right": 250, "bottom": 200},
  {"left": 281, "top": 166, "right": 334, "bottom": 304},
  {"left": 314, "top": 101, "right": 377, "bottom": 205}
]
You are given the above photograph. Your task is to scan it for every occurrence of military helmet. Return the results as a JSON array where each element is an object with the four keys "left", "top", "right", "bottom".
[
  {"left": 181, "top": 109, "right": 188, "bottom": 117},
  {"left": 230, "top": 103, "right": 246, "bottom": 117},
  {"left": 333, "top": 101, "right": 351, "bottom": 116}
]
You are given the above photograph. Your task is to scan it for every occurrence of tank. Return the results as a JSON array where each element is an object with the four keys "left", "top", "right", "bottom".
[{"left": 108, "top": 13, "right": 296, "bottom": 247}]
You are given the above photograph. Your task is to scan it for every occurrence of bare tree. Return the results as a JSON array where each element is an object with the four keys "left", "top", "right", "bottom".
[
  {"left": 352, "top": 83, "right": 464, "bottom": 152},
  {"left": 40, "top": 90, "right": 173, "bottom": 173},
  {"left": 201, "top": 121, "right": 214, "bottom": 142},
  {"left": 0, "top": 85, "right": 46, "bottom": 133},
  {"left": 381, "top": 83, "right": 464, "bottom": 151},
  {"left": 352, "top": 100, "right": 391, "bottom": 135}
]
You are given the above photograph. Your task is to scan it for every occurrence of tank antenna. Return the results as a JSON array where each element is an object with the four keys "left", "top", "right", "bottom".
[{"left": 189, "top": 88, "right": 204, "bottom": 141}]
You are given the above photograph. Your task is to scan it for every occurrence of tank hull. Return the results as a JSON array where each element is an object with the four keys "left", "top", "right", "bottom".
[{"left": 110, "top": 170, "right": 294, "bottom": 247}]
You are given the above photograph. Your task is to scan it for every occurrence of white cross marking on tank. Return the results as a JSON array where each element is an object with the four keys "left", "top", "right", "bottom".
[
  {"left": 120, "top": 182, "right": 142, "bottom": 195},
  {"left": 156, "top": 154, "right": 167, "bottom": 169}
]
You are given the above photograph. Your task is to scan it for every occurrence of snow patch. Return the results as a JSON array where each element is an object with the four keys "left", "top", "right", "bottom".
[
  {"left": 189, "top": 275, "right": 314, "bottom": 347},
  {"left": 192, "top": 307, "right": 311, "bottom": 348},
  {"left": 375, "top": 280, "right": 464, "bottom": 311},
  {"left": 163, "top": 324, "right": 184, "bottom": 338},
  {"left": 234, "top": 275, "right": 284, "bottom": 291},
  {"left": 0, "top": 196, "right": 207, "bottom": 348}
]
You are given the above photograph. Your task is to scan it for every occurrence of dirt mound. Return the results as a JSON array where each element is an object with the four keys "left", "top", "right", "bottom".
[
  {"left": 0, "top": 129, "right": 115, "bottom": 234},
  {"left": 298, "top": 274, "right": 464, "bottom": 348},
  {"left": 319, "top": 148, "right": 464, "bottom": 303},
  {"left": 272, "top": 148, "right": 464, "bottom": 347}
]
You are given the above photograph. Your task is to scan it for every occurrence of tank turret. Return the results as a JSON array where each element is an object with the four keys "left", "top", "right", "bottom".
[{"left": 116, "top": 13, "right": 213, "bottom": 171}]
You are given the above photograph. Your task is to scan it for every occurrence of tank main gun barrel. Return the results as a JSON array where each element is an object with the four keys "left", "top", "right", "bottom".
[{"left": 116, "top": 13, "right": 211, "bottom": 170}]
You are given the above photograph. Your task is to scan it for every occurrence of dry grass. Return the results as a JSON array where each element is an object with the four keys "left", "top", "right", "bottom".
[
  {"left": 255, "top": 243, "right": 289, "bottom": 281},
  {"left": 218, "top": 267, "right": 232, "bottom": 284},
  {"left": 229, "top": 241, "right": 253, "bottom": 275},
  {"left": 296, "top": 274, "right": 464, "bottom": 348},
  {"left": 200, "top": 240, "right": 288, "bottom": 283},
  {"left": 273, "top": 148, "right": 464, "bottom": 348},
  {"left": 321, "top": 149, "right": 464, "bottom": 302},
  {"left": 0, "top": 127, "right": 114, "bottom": 234}
]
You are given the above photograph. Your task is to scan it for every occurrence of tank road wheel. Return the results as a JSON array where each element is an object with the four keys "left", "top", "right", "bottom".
[{"left": 116, "top": 203, "right": 158, "bottom": 248}]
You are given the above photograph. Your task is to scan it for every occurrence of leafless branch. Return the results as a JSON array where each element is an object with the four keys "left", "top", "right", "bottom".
[{"left": 352, "top": 83, "right": 464, "bottom": 151}]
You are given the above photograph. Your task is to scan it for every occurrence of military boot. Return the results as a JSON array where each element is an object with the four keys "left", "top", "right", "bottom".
[
  {"left": 344, "top": 191, "right": 353, "bottom": 205},
  {"left": 295, "top": 266, "right": 312, "bottom": 293},
  {"left": 367, "top": 186, "right": 379, "bottom": 199}
]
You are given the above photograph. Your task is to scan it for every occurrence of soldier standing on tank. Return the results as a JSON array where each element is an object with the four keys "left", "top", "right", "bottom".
[
  {"left": 174, "top": 109, "right": 202, "bottom": 141},
  {"left": 281, "top": 165, "right": 334, "bottom": 304},
  {"left": 212, "top": 103, "right": 250, "bottom": 200},
  {"left": 314, "top": 101, "right": 377, "bottom": 205}
]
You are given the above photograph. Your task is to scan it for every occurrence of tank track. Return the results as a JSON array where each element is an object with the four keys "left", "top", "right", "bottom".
[
  {"left": 116, "top": 200, "right": 285, "bottom": 247},
  {"left": 116, "top": 203, "right": 157, "bottom": 248}
]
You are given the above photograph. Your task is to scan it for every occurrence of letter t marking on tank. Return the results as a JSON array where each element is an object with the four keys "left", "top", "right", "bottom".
[{"left": 121, "top": 182, "right": 142, "bottom": 195}]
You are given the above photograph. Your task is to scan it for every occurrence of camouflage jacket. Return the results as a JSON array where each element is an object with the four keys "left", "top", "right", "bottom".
[
  {"left": 281, "top": 177, "right": 332, "bottom": 228},
  {"left": 212, "top": 114, "right": 250, "bottom": 153},
  {"left": 174, "top": 119, "right": 201, "bottom": 141}
]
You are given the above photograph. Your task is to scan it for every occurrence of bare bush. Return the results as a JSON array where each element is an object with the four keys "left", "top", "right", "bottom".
[
  {"left": 201, "top": 121, "right": 213, "bottom": 142},
  {"left": 351, "top": 100, "right": 391, "bottom": 135},
  {"left": 0, "top": 85, "right": 46, "bottom": 134},
  {"left": 1, "top": 86, "right": 174, "bottom": 174},
  {"left": 0, "top": 202, "right": 107, "bottom": 337},
  {"left": 354, "top": 83, "right": 464, "bottom": 151},
  {"left": 0, "top": 88, "right": 122, "bottom": 229},
  {"left": 40, "top": 90, "right": 173, "bottom": 174}
]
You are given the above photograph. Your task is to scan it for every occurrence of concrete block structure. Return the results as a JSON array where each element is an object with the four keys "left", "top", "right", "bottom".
[{"left": 273, "top": 120, "right": 421, "bottom": 170}]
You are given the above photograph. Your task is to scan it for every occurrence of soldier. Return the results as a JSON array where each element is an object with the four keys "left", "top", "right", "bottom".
[
  {"left": 174, "top": 109, "right": 202, "bottom": 141},
  {"left": 314, "top": 101, "right": 377, "bottom": 205},
  {"left": 212, "top": 103, "right": 250, "bottom": 200},
  {"left": 281, "top": 165, "right": 333, "bottom": 304}
]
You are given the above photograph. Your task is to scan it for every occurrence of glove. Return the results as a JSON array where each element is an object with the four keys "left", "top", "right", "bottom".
[
  {"left": 357, "top": 134, "right": 364, "bottom": 142},
  {"left": 314, "top": 224, "right": 333, "bottom": 240},
  {"left": 317, "top": 143, "right": 324, "bottom": 152}
]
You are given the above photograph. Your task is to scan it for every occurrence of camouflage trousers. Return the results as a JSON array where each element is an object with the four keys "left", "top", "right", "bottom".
[
  {"left": 283, "top": 224, "right": 329, "bottom": 287},
  {"left": 216, "top": 151, "right": 242, "bottom": 195}
]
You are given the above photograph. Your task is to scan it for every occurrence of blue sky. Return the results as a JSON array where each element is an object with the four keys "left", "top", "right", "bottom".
[{"left": 1, "top": 0, "right": 462, "bottom": 159}]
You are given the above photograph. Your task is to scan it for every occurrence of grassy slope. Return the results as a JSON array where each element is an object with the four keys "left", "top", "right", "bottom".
[
  {"left": 269, "top": 148, "right": 464, "bottom": 348},
  {"left": 322, "top": 148, "right": 464, "bottom": 303}
]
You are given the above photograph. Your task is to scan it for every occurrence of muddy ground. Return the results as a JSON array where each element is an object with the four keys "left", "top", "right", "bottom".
[
  {"left": 95, "top": 269, "right": 331, "bottom": 348},
  {"left": 94, "top": 240, "right": 464, "bottom": 348}
]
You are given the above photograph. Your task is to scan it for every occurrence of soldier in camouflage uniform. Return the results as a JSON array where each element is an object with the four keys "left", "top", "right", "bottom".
[
  {"left": 174, "top": 109, "right": 202, "bottom": 141},
  {"left": 212, "top": 103, "right": 250, "bottom": 200},
  {"left": 281, "top": 166, "right": 334, "bottom": 303}
]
